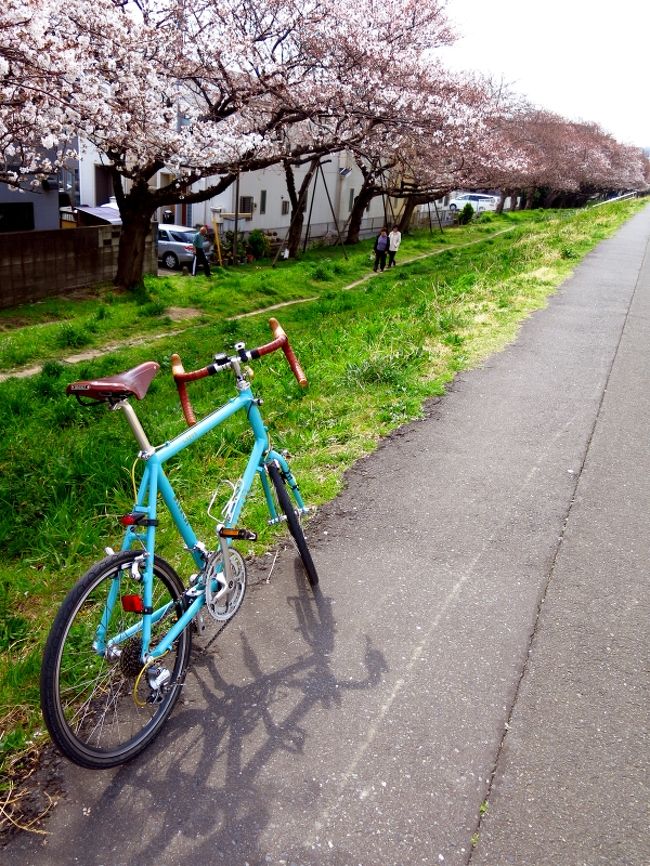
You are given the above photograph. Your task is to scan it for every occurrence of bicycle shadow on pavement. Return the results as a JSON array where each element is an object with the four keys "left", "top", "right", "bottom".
[{"left": 77, "top": 564, "right": 387, "bottom": 865}]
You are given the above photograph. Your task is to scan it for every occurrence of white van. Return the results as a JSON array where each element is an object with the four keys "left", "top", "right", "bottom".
[{"left": 448, "top": 193, "right": 498, "bottom": 213}]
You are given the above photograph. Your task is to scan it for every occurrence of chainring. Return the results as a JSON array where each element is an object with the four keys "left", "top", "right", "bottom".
[{"left": 204, "top": 548, "right": 247, "bottom": 622}]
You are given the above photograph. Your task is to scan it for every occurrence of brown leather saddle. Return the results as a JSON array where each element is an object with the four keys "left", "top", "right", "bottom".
[{"left": 67, "top": 362, "right": 160, "bottom": 404}]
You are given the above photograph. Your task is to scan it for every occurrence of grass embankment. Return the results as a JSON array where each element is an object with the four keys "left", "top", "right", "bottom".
[{"left": 0, "top": 201, "right": 644, "bottom": 818}]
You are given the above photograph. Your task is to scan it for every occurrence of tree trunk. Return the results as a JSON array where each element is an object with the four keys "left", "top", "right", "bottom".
[
  {"left": 115, "top": 208, "right": 156, "bottom": 289},
  {"left": 398, "top": 196, "right": 418, "bottom": 233},
  {"left": 346, "top": 185, "right": 377, "bottom": 244},
  {"left": 286, "top": 205, "right": 307, "bottom": 258},
  {"left": 285, "top": 158, "right": 319, "bottom": 258},
  {"left": 496, "top": 190, "right": 508, "bottom": 214},
  {"left": 113, "top": 176, "right": 157, "bottom": 289}
]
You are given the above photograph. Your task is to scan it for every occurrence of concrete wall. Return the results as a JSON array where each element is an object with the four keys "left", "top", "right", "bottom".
[{"left": 0, "top": 224, "right": 157, "bottom": 310}]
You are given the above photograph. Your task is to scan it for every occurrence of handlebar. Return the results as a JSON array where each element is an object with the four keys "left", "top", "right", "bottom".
[{"left": 171, "top": 317, "right": 308, "bottom": 426}]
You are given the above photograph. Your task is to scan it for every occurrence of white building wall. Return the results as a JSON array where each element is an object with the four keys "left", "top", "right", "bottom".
[{"left": 176, "top": 152, "right": 387, "bottom": 239}]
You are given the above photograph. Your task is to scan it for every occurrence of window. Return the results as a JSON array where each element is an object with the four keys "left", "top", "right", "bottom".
[
  {"left": 0, "top": 202, "right": 34, "bottom": 232},
  {"left": 94, "top": 165, "right": 112, "bottom": 206},
  {"left": 281, "top": 200, "right": 290, "bottom": 215},
  {"left": 348, "top": 189, "right": 355, "bottom": 212},
  {"left": 239, "top": 196, "right": 254, "bottom": 218},
  {"left": 259, "top": 190, "right": 267, "bottom": 215}
]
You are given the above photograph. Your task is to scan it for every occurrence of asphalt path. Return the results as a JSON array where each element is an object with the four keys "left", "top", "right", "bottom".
[{"left": 7, "top": 206, "right": 650, "bottom": 866}]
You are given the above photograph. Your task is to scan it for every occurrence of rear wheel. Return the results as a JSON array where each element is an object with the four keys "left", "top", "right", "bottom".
[
  {"left": 267, "top": 462, "right": 319, "bottom": 587},
  {"left": 41, "top": 551, "right": 191, "bottom": 769}
]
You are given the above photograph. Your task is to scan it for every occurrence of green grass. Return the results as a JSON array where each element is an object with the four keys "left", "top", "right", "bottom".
[
  {"left": 0, "top": 200, "right": 645, "bottom": 789},
  {"left": 0, "top": 215, "right": 526, "bottom": 373}
]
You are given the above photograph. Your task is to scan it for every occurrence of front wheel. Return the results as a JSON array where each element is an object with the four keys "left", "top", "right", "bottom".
[
  {"left": 267, "top": 462, "right": 319, "bottom": 587},
  {"left": 40, "top": 551, "right": 192, "bottom": 769}
]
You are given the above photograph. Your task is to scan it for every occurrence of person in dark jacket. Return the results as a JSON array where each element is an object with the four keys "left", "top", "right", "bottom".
[
  {"left": 373, "top": 228, "right": 389, "bottom": 272},
  {"left": 192, "top": 225, "right": 211, "bottom": 277}
]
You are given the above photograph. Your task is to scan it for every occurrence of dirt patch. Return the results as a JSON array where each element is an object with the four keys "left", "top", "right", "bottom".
[
  {"left": 0, "top": 317, "right": 35, "bottom": 331},
  {"left": 0, "top": 744, "right": 64, "bottom": 845},
  {"left": 167, "top": 307, "right": 202, "bottom": 321}
]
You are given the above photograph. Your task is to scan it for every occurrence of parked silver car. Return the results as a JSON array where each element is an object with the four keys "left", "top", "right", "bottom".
[
  {"left": 157, "top": 224, "right": 199, "bottom": 270},
  {"left": 448, "top": 193, "right": 498, "bottom": 213}
]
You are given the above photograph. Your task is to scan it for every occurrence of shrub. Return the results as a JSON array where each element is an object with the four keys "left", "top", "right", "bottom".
[
  {"left": 458, "top": 203, "right": 475, "bottom": 225},
  {"left": 247, "top": 229, "right": 271, "bottom": 260}
]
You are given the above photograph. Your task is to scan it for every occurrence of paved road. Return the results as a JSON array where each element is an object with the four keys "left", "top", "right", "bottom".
[{"left": 8, "top": 207, "right": 650, "bottom": 866}]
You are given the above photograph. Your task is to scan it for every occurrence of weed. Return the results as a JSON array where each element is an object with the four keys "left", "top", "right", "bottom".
[
  {"left": 56, "top": 322, "right": 93, "bottom": 349},
  {"left": 137, "top": 300, "right": 167, "bottom": 318},
  {"left": 311, "top": 263, "right": 334, "bottom": 281}
]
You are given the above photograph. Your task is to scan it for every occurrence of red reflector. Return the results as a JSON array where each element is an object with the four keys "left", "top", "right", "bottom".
[
  {"left": 121, "top": 594, "right": 144, "bottom": 613},
  {"left": 120, "top": 514, "right": 137, "bottom": 526}
]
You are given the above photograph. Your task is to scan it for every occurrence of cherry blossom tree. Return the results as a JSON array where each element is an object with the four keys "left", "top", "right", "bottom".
[
  {"left": 343, "top": 70, "right": 499, "bottom": 241},
  {"left": 0, "top": 8, "right": 74, "bottom": 187},
  {"left": 481, "top": 107, "right": 650, "bottom": 210},
  {"left": 3, "top": 0, "right": 646, "bottom": 288},
  {"left": 0, "top": 0, "right": 454, "bottom": 286}
]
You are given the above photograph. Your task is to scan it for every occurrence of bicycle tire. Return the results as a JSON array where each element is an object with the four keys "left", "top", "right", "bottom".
[
  {"left": 41, "top": 551, "right": 191, "bottom": 769},
  {"left": 267, "top": 462, "right": 319, "bottom": 587}
]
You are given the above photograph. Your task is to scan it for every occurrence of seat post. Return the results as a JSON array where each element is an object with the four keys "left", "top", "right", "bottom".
[{"left": 116, "top": 400, "right": 154, "bottom": 456}]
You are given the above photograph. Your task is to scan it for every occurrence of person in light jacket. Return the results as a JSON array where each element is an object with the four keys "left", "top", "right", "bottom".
[{"left": 387, "top": 224, "right": 402, "bottom": 268}]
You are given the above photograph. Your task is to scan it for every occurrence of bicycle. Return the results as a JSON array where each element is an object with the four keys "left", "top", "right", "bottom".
[{"left": 40, "top": 318, "right": 319, "bottom": 769}]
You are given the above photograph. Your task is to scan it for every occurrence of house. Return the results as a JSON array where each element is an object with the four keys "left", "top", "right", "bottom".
[
  {"left": 0, "top": 179, "right": 61, "bottom": 232},
  {"left": 154, "top": 155, "right": 389, "bottom": 243},
  {"left": 74, "top": 140, "right": 390, "bottom": 243}
]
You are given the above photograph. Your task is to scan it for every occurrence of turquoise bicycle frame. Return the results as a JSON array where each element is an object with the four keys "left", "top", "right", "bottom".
[{"left": 95, "top": 383, "right": 308, "bottom": 662}]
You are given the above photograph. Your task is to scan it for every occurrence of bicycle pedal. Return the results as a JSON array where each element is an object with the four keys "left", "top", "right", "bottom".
[{"left": 218, "top": 526, "right": 258, "bottom": 541}]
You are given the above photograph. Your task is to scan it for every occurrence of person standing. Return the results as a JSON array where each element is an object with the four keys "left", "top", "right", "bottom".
[
  {"left": 192, "top": 225, "right": 211, "bottom": 277},
  {"left": 373, "top": 228, "right": 389, "bottom": 272},
  {"left": 387, "top": 224, "right": 401, "bottom": 268}
]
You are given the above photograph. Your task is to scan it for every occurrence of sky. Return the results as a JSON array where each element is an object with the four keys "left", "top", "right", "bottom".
[{"left": 438, "top": 0, "right": 649, "bottom": 148}]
